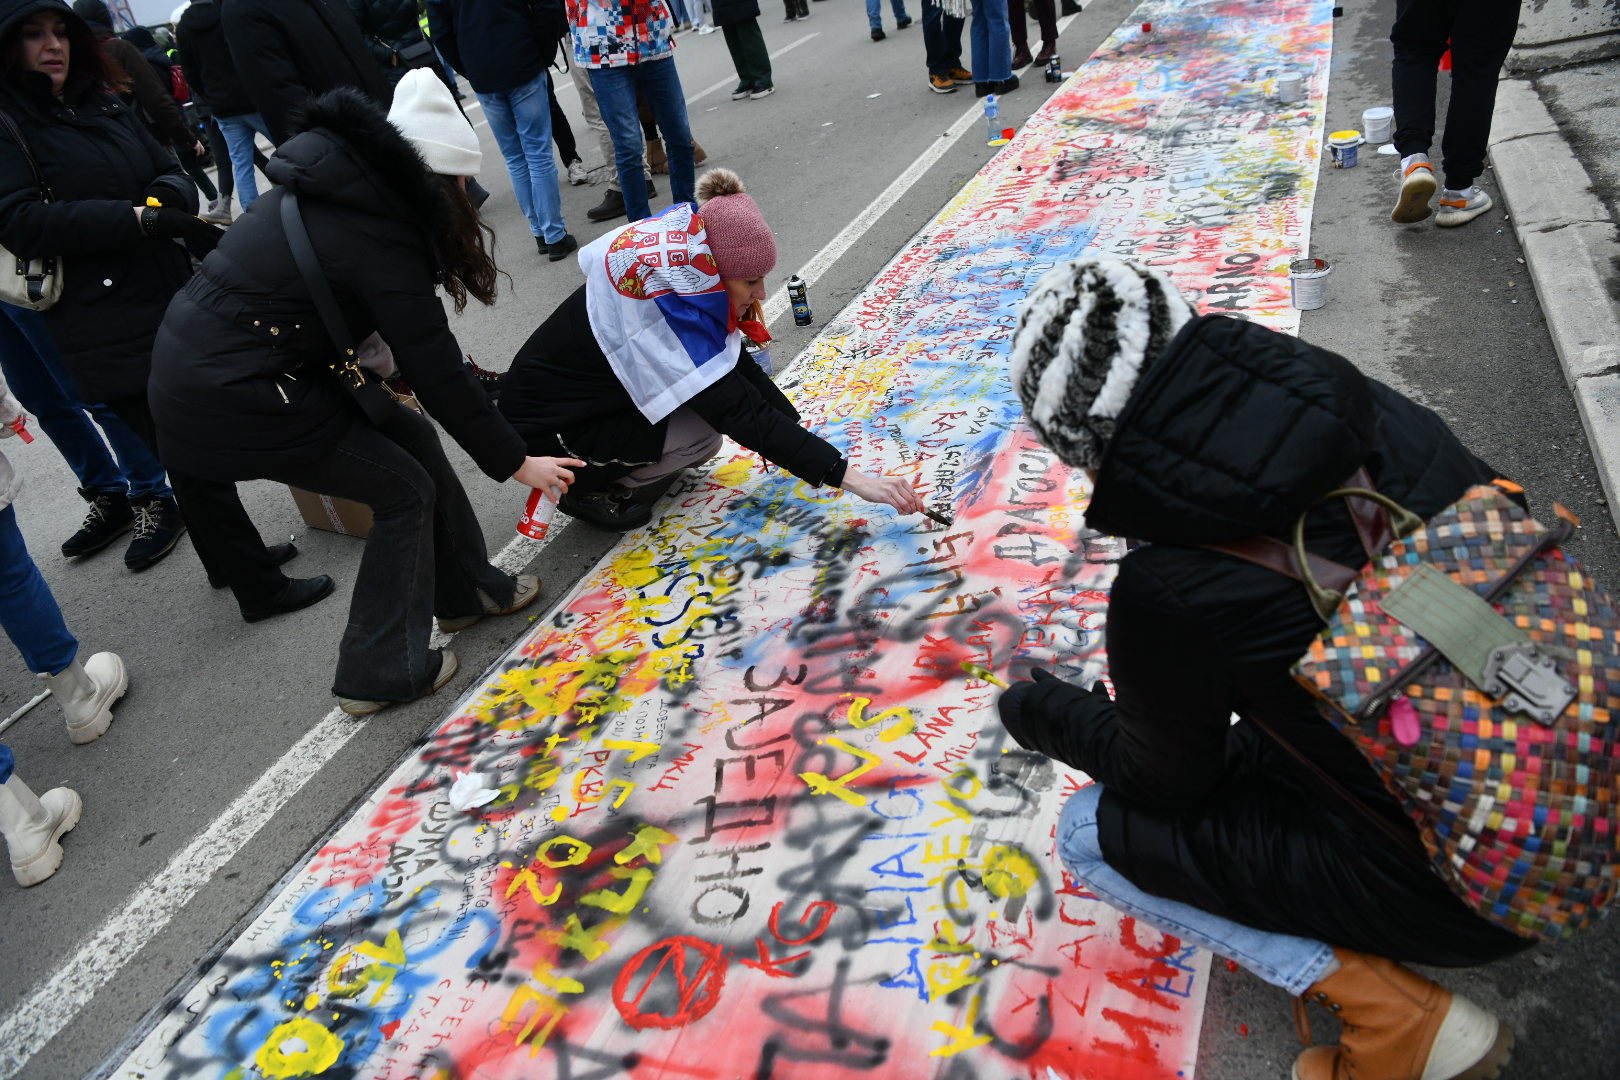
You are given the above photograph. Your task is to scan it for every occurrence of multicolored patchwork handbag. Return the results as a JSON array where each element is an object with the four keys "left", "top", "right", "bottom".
[{"left": 1212, "top": 479, "right": 1620, "bottom": 942}]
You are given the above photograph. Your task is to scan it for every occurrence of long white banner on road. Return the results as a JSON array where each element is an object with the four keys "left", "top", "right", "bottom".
[{"left": 105, "top": 2, "right": 1331, "bottom": 1077}]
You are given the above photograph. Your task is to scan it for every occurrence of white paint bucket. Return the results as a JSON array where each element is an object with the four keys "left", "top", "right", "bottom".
[
  {"left": 1329, "top": 130, "right": 1362, "bottom": 169},
  {"left": 1290, "top": 257, "right": 1331, "bottom": 310},
  {"left": 1362, "top": 106, "right": 1394, "bottom": 144},
  {"left": 1276, "top": 71, "right": 1303, "bottom": 103}
]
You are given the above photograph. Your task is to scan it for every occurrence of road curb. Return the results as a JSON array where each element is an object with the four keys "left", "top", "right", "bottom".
[{"left": 1489, "top": 77, "right": 1620, "bottom": 513}]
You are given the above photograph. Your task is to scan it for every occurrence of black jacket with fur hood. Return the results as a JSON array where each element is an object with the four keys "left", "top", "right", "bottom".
[
  {"left": 0, "top": 0, "right": 197, "bottom": 403},
  {"left": 999, "top": 314, "right": 1531, "bottom": 967},
  {"left": 149, "top": 89, "right": 526, "bottom": 483}
]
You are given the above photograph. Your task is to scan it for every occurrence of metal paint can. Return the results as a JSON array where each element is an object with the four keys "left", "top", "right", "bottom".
[
  {"left": 1329, "top": 129, "right": 1362, "bottom": 168},
  {"left": 1289, "top": 257, "right": 1332, "bottom": 310},
  {"left": 787, "top": 274, "right": 812, "bottom": 326},
  {"left": 1044, "top": 55, "right": 1062, "bottom": 83},
  {"left": 1361, "top": 106, "right": 1394, "bottom": 144},
  {"left": 1276, "top": 70, "right": 1303, "bottom": 103}
]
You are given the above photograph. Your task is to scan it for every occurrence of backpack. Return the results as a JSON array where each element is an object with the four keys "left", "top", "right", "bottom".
[
  {"left": 1211, "top": 476, "right": 1620, "bottom": 942},
  {"left": 168, "top": 62, "right": 190, "bottom": 103}
]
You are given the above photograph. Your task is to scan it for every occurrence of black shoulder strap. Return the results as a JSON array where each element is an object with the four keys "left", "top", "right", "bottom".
[
  {"left": 0, "top": 106, "right": 51, "bottom": 200},
  {"left": 281, "top": 192, "right": 395, "bottom": 424}
]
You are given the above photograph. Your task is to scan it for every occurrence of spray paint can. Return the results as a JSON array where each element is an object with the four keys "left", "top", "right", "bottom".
[
  {"left": 1044, "top": 55, "right": 1062, "bottom": 83},
  {"left": 517, "top": 488, "right": 556, "bottom": 540},
  {"left": 787, "top": 274, "right": 812, "bottom": 326}
]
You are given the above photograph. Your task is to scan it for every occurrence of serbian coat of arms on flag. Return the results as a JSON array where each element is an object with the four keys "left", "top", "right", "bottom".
[{"left": 579, "top": 203, "right": 740, "bottom": 424}]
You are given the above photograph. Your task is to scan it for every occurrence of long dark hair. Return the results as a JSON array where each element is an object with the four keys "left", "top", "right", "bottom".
[
  {"left": 0, "top": 4, "right": 111, "bottom": 94},
  {"left": 436, "top": 174, "right": 504, "bottom": 314}
]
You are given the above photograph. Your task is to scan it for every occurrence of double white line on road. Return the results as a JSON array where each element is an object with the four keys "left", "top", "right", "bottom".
[{"left": 0, "top": 22, "right": 1078, "bottom": 1070}]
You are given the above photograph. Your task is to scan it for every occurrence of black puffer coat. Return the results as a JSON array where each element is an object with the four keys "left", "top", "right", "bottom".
[
  {"left": 500, "top": 284, "right": 845, "bottom": 493},
  {"left": 176, "top": 0, "right": 257, "bottom": 118},
  {"left": 222, "top": 0, "right": 389, "bottom": 146},
  {"left": 999, "top": 314, "right": 1532, "bottom": 967},
  {"left": 711, "top": 0, "right": 760, "bottom": 28},
  {"left": 149, "top": 89, "right": 525, "bottom": 484},
  {"left": 0, "top": 0, "right": 197, "bottom": 403}
]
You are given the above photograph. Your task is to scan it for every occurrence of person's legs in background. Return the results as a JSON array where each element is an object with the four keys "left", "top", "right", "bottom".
[
  {"left": 1007, "top": 0, "right": 1031, "bottom": 67},
  {"left": 547, "top": 71, "right": 587, "bottom": 185},
  {"left": 723, "top": 20, "right": 773, "bottom": 95},
  {"left": 591, "top": 65, "right": 657, "bottom": 222},
  {"left": 1433, "top": 0, "right": 1521, "bottom": 225},
  {"left": 890, "top": 0, "right": 912, "bottom": 27},
  {"left": 968, "top": 0, "right": 1013, "bottom": 92},
  {"left": 504, "top": 70, "right": 571, "bottom": 254},
  {"left": 215, "top": 113, "right": 265, "bottom": 211},
  {"left": 1029, "top": 0, "right": 1058, "bottom": 62},
  {"left": 636, "top": 59, "right": 696, "bottom": 207},
  {"left": 200, "top": 114, "right": 234, "bottom": 222},
  {"left": 923, "top": 0, "right": 970, "bottom": 90}
]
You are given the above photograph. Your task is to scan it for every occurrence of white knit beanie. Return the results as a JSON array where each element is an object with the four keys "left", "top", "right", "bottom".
[
  {"left": 387, "top": 69, "right": 482, "bottom": 177},
  {"left": 1008, "top": 257, "right": 1198, "bottom": 470}
]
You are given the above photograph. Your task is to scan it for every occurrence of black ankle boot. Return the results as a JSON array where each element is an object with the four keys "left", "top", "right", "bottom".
[
  {"left": 124, "top": 495, "right": 187, "bottom": 570},
  {"left": 61, "top": 488, "right": 132, "bottom": 558},
  {"left": 587, "top": 187, "right": 627, "bottom": 222},
  {"left": 239, "top": 574, "right": 336, "bottom": 623},
  {"left": 209, "top": 542, "right": 298, "bottom": 589}
]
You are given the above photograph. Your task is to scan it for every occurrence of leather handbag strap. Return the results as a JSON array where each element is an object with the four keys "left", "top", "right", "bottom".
[
  {"left": 281, "top": 192, "right": 394, "bottom": 425},
  {"left": 1201, "top": 468, "right": 1387, "bottom": 594},
  {"left": 0, "top": 106, "right": 50, "bottom": 200}
]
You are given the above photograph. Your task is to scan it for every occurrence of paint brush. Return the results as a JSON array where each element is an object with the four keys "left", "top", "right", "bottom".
[
  {"left": 960, "top": 661, "right": 1008, "bottom": 688},
  {"left": 922, "top": 506, "right": 955, "bottom": 528}
]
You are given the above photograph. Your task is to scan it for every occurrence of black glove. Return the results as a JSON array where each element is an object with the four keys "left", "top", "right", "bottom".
[
  {"left": 140, "top": 206, "right": 224, "bottom": 259},
  {"left": 1031, "top": 667, "right": 1055, "bottom": 682}
]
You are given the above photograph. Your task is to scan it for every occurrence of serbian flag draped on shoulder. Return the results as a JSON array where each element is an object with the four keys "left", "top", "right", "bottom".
[{"left": 580, "top": 203, "right": 739, "bottom": 424}]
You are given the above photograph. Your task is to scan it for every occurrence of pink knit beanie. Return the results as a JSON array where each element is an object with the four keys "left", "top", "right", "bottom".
[{"left": 695, "top": 169, "right": 777, "bottom": 280}]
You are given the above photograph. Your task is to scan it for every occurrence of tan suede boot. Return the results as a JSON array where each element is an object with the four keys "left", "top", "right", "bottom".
[
  {"left": 1293, "top": 949, "right": 1513, "bottom": 1080},
  {"left": 647, "top": 137, "right": 668, "bottom": 174}
]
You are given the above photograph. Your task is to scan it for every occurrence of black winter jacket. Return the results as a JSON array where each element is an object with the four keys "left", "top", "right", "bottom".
[
  {"left": 149, "top": 89, "right": 525, "bottom": 484},
  {"left": 1000, "top": 315, "right": 1530, "bottom": 967},
  {"left": 427, "top": 0, "right": 564, "bottom": 95},
  {"left": 500, "top": 284, "right": 846, "bottom": 492},
  {"left": 222, "top": 0, "right": 389, "bottom": 146},
  {"left": 346, "top": 0, "right": 431, "bottom": 87},
  {"left": 176, "top": 0, "right": 257, "bottom": 118},
  {"left": 0, "top": 9, "right": 197, "bottom": 403},
  {"left": 90, "top": 22, "right": 193, "bottom": 148},
  {"left": 711, "top": 0, "right": 760, "bottom": 28}
]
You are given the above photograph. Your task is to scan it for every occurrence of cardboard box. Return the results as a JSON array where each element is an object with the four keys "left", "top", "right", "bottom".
[{"left": 288, "top": 486, "right": 373, "bottom": 538}]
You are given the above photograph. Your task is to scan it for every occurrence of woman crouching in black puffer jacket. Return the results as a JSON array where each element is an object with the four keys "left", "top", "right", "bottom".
[{"left": 149, "top": 71, "right": 580, "bottom": 715}]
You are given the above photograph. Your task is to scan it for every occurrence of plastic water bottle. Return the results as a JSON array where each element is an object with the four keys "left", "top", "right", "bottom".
[
  {"left": 984, "top": 94, "right": 1000, "bottom": 146},
  {"left": 787, "top": 274, "right": 811, "bottom": 326}
]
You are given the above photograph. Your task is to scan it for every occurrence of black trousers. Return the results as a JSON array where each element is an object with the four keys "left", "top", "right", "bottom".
[
  {"left": 547, "top": 71, "right": 580, "bottom": 166},
  {"left": 1390, "top": 0, "right": 1522, "bottom": 190},
  {"left": 104, "top": 393, "right": 285, "bottom": 604},
  {"left": 722, "top": 21, "right": 773, "bottom": 91},
  {"left": 1008, "top": 0, "right": 1057, "bottom": 54},
  {"left": 266, "top": 406, "right": 512, "bottom": 701}
]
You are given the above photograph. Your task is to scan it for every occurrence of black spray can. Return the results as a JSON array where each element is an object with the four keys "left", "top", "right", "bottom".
[
  {"left": 1044, "top": 55, "right": 1062, "bottom": 83},
  {"left": 787, "top": 274, "right": 812, "bottom": 326}
]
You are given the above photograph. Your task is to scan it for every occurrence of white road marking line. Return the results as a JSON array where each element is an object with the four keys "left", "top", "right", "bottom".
[
  {"left": 1, "top": 16, "right": 1082, "bottom": 1070},
  {"left": 0, "top": 527, "right": 567, "bottom": 1079},
  {"left": 685, "top": 32, "right": 817, "bottom": 105}
]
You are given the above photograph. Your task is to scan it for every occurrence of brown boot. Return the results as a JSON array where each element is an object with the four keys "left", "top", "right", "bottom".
[
  {"left": 1293, "top": 949, "right": 1513, "bottom": 1080},
  {"left": 693, "top": 138, "right": 707, "bottom": 166},
  {"left": 647, "top": 137, "right": 668, "bottom": 174}
]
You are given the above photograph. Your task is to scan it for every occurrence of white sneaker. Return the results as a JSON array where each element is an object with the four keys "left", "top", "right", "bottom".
[
  {"left": 1391, "top": 153, "right": 1437, "bottom": 224},
  {"left": 566, "top": 160, "right": 589, "bottom": 185},
  {"left": 1435, "top": 186, "right": 1493, "bottom": 228},
  {"left": 697, "top": 24, "right": 717, "bottom": 33}
]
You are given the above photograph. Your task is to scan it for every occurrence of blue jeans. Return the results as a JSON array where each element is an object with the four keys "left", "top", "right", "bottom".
[
  {"left": 477, "top": 71, "right": 568, "bottom": 243},
  {"left": 867, "top": 0, "right": 909, "bottom": 27},
  {"left": 215, "top": 113, "right": 269, "bottom": 210},
  {"left": 0, "top": 744, "right": 12, "bottom": 783},
  {"left": 1057, "top": 784, "right": 1338, "bottom": 996},
  {"left": 669, "top": 0, "right": 690, "bottom": 22},
  {"left": 0, "top": 505, "right": 78, "bottom": 677},
  {"left": 0, "top": 305, "right": 169, "bottom": 500},
  {"left": 589, "top": 58, "right": 695, "bottom": 223},
  {"left": 969, "top": 0, "right": 1011, "bottom": 82}
]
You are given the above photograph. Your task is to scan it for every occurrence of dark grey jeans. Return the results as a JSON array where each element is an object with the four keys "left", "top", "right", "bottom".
[{"left": 269, "top": 405, "right": 514, "bottom": 701}]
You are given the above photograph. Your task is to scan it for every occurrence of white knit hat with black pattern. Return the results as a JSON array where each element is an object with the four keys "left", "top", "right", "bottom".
[{"left": 1008, "top": 257, "right": 1198, "bottom": 470}]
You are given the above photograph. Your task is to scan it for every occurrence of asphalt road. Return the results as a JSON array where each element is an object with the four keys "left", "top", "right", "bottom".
[{"left": 3, "top": 1, "right": 1618, "bottom": 1078}]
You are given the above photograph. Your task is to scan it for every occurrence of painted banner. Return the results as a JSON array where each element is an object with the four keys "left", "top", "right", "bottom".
[{"left": 106, "top": 2, "right": 1330, "bottom": 1078}]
